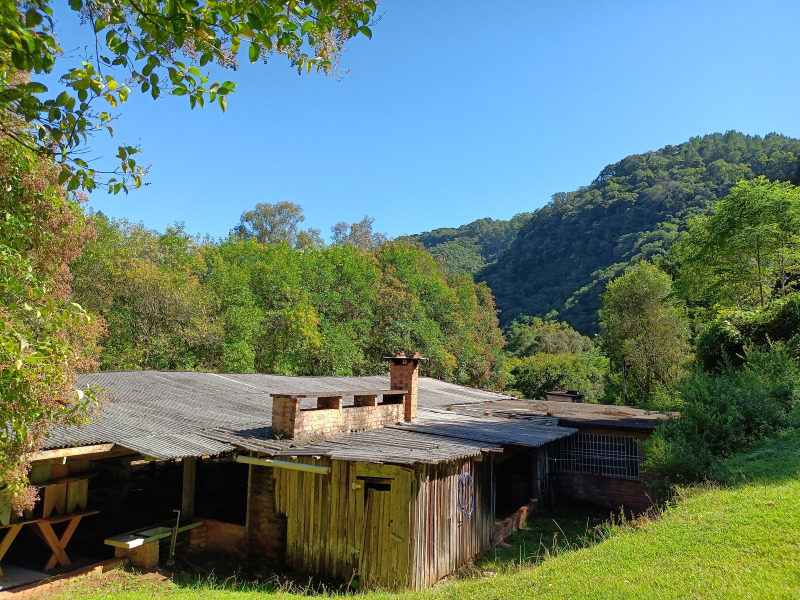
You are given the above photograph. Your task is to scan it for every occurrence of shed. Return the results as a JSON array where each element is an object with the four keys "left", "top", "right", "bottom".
[{"left": 6, "top": 361, "right": 639, "bottom": 590}]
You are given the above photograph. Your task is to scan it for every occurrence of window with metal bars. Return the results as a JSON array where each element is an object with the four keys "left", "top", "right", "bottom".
[{"left": 553, "top": 433, "right": 643, "bottom": 480}]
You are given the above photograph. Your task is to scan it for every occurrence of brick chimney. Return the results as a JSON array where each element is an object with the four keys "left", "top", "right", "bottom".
[{"left": 385, "top": 352, "right": 425, "bottom": 422}]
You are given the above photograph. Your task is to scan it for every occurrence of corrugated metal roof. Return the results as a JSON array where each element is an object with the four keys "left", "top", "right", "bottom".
[
  {"left": 451, "top": 399, "right": 675, "bottom": 430},
  {"left": 392, "top": 408, "right": 575, "bottom": 449},
  {"left": 45, "top": 371, "right": 570, "bottom": 463},
  {"left": 269, "top": 428, "right": 499, "bottom": 464}
]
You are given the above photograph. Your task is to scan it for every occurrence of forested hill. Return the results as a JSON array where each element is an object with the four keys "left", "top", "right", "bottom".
[
  {"left": 480, "top": 132, "right": 800, "bottom": 334},
  {"left": 401, "top": 214, "right": 532, "bottom": 275}
]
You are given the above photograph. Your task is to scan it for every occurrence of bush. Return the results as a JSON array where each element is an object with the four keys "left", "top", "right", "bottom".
[
  {"left": 696, "top": 293, "right": 800, "bottom": 371},
  {"left": 507, "top": 350, "right": 607, "bottom": 401},
  {"left": 643, "top": 344, "right": 800, "bottom": 486}
]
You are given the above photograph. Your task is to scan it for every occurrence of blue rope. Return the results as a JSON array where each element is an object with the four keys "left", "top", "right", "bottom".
[{"left": 457, "top": 472, "right": 474, "bottom": 516}]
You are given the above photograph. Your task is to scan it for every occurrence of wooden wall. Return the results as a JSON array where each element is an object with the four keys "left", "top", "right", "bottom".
[
  {"left": 273, "top": 457, "right": 415, "bottom": 588},
  {"left": 409, "top": 458, "right": 493, "bottom": 589},
  {"left": 269, "top": 455, "right": 493, "bottom": 590}
]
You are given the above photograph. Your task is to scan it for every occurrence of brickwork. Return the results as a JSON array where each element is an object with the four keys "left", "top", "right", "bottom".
[
  {"left": 353, "top": 394, "right": 378, "bottom": 407},
  {"left": 388, "top": 352, "right": 420, "bottom": 422},
  {"left": 0, "top": 558, "right": 126, "bottom": 599},
  {"left": 247, "top": 465, "right": 286, "bottom": 561},
  {"left": 203, "top": 519, "right": 247, "bottom": 555},
  {"left": 270, "top": 353, "right": 423, "bottom": 440},
  {"left": 553, "top": 472, "right": 655, "bottom": 517},
  {"left": 271, "top": 395, "right": 301, "bottom": 438},
  {"left": 551, "top": 424, "right": 657, "bottom": 516},
  {"left": 188, "top": 525, "right": 207, "bottom": 551},
  {"left": 317, "top": 396, "right": 342, "bottom": 410},
  {"left": 114, "top": 540, "right": 160, "bottom": 569},
  {"left": 492, "top": 500, "right": 537, "bottom": 546}
]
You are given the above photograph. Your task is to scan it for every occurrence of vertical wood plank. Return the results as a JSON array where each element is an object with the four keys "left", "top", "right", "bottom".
[{"left": 181, "top": 457, "right": 196, "bottom": 518}]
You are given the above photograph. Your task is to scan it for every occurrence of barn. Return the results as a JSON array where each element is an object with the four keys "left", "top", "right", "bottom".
[{"left": 0, "top": 354, "right": 668, "bottom": 590}]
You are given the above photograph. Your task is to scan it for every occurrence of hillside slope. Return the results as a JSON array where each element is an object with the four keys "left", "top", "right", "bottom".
[
  {"left": 401, "top": 214, "right": 532, "bottom": 275},
  {"left": 481, "top": 131, "right": 800, "bottom": 333}
]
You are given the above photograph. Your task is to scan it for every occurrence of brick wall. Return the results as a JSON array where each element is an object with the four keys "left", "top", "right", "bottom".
[
  {"left": 552, "top": 472, "right": 655, "bottom": 516},
  {"left": 247, "top": 465, "right": 286, "bottom": 561},
  {"left": 188, "top": 519, "right": 248, "bottom": 555},
  {"left": 272, "top": 399, "right": 405, "bottom": 441},
  {"left": 389, "top": 353, "right": 420, "bottom": 422},
  {"left": 271, "top": 353, "right": 423, "bottom": 441}
]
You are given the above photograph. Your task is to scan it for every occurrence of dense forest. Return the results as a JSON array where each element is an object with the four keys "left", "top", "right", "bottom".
[
  {"left": 417, "top": 132, "right": 800, "bottom": 333},
  {"left": 69, "top": 214, "right": 507, "bottom": 388},
  {"left": 401, "top": 214, "right": 532, "bottom": 275}
]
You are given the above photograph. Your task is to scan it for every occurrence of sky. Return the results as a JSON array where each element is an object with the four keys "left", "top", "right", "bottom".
[{"left": 49, "top": 0, "right": 800, "bottom": 242}]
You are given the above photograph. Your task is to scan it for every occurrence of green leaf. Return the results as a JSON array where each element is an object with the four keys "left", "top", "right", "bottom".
[
  {"left": 11, "top": 50, "right": 29, "bottom": 70},
  {"left": 25, "top": 82, "right": 48, "bottom": 94},
  {"left": 359, "top": 25, "right": 372, "bottom": 39},
  {"left": 249, "top": 43, "right": 260, "bottom": 62},
  {"left": 26, "top": 9, "right": 43, "bottom": 28},
  {"left": 219, "top": 96, "right": 227, "bottom": 112}
]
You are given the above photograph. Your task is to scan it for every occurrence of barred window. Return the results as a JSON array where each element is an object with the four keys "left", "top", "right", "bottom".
[{"left": 553, "top": 433, "right": 643, "bottom": 480}]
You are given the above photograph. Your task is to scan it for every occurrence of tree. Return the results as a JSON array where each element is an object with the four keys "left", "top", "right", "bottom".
[
  {"left": 0, "top": 141, "right": 103, "bottom": 511},
  {"left": 0, "top": 0, "right": 377, "bottom": 192},
  {"left": 672, "top": 177, "right": 800, "bottom": 312},
  {"left": 71, "top": 217, "right": 222, "bottom": 370},
  {"left": 330, "top": 215, "right": 387, "bottom": 250},
  {"left": 505, "top": 316, "right": 594, "bottom": 358},
  {"left": 600, "top": 261, "right": 690, "bottom": 404},
  {"left": 508, "top": 350, "right": 607, "bottom": 402},
  {"left": 232, "top": 202, "right": 323, "bottom": 249}
]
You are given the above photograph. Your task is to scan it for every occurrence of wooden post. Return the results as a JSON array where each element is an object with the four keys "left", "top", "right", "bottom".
[{"left": 182, "top": 457, "right": 196, "bottom": 518}]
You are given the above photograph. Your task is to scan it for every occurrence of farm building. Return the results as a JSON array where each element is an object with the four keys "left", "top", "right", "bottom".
[
  {"left": 449, "top": 398, "right": 672, "bottom": 514},
  {"left": 0, "top": 354, "right": 670, "bottom": 590}
]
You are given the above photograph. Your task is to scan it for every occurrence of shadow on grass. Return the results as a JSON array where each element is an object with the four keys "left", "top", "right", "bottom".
[
  {"left": 468, "top": 504, "right": 611, "bottom": 576},
  {"left": 160, "top": 506, "right": 618, "bottom": 594},
  {"left": 169, "top": 551, "right": 352, "bottom": 596}
]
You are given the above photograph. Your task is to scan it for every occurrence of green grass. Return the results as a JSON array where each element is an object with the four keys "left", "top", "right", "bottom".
[
  {"left": 475, "top": 505, "right": 609, "bottom": 569},
  {"left": 53, "top": 432, "right": 800, "bottom": 600},
  {"left": 711, "top": 428, "right": 800, "bottom": 484}
]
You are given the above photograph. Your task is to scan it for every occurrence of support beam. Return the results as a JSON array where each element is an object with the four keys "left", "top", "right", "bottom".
[
  {"left": 234, "top": 455, "right": 330, "bottom": 474},
  {"left": 182, "top": 457, "right": 196, "bottom": 518},
  {"left": 25, "top": 444, "right": 115, "bottom": 462}
]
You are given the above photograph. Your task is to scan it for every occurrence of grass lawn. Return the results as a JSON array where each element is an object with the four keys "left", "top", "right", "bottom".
[{"left": 46, "top": 431, "right": 800, "bottom": 600}]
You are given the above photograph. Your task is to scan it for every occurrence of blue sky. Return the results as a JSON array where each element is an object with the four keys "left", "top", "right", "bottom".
[{"left": 51, "top": 0, "right": 800, "bottom": 241}]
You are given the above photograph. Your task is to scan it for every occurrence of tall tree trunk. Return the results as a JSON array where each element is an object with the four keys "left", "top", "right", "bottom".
[
  {"left": 621, "top": 355, "right": 627, "bottom": 406},
  {"left": 756, "top": 237, "right": 764, "bottom": 308}
]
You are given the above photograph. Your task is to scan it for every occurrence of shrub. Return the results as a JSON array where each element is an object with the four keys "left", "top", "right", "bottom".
[
  {"left": 644, "top": 344, "right": 800, "bottom": 486},
  {"left": 696, "top": 293, "right": 800, "bottom": 371}
]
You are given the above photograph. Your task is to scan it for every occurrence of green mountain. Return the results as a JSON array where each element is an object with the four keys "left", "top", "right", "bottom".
[
  {"left": 480, "top": 132, "right": 800, "bottom": 333},
  {"left": 401, "top": 214, "right": 532, "bottom": 275}
]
